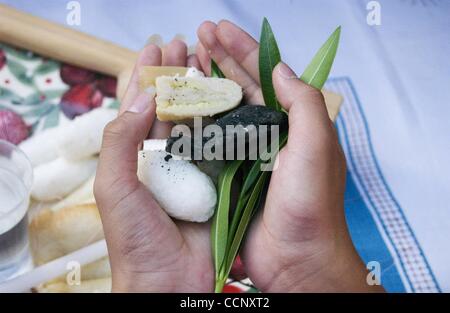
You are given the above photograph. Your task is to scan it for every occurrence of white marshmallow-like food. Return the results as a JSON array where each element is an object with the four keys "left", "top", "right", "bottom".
[
  {"left": 20, "top": 107, "right": 117, "bottom": 165},
  {"left": 57, "top": 107, "right": 117, "bottom": 161},
  {"left": 19, "top": 126, "right": 61, "bottom": 167},
  {"left": 31, "top": 157, "right": 97, "bottom": 201},
  {"left": 138, "top": 140, "right": 217, "bottom": 222},
  {"left": 142, "top": 139, "right": 167, "bottom": 152}
]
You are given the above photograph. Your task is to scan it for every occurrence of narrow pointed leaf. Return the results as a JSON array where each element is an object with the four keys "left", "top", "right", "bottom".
[
  {"left": 241, "top": 159, "right": 263, "bottom": 196},
  {"left": 226, "top": 192, "right": 250, "bottom": 251},
  {"left": 219, "top": 171, "right": 269, "bottom": 286},
  {"left": 259, "top": 18, "right": 281, "bottom": 111},
  {"left": 300, "top": 26, "right": 341, "bottom": 89},
  {"left": 241, "top": 131, "right": 288, "bottom": 196},
  {"left": 211, "top": 59, "right": 225, "bottom": 78},
  {"left": 211, "top": 160, "right": 243, "bottom": 279},
  {"left": 227, "top": 131, "right": 287, "bottom": 257}
]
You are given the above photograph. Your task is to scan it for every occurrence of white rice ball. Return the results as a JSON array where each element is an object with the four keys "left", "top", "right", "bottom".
[
  {"left": 137, "top": 149, "right": 216, "bottom": 223},
  {"left": 143, "top": 139, "right": 167, "bottom": 151}
]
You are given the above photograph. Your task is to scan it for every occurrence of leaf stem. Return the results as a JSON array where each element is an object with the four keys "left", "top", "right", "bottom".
[{"left": 215, "top": 276, "right": 227, "bottom": 293}]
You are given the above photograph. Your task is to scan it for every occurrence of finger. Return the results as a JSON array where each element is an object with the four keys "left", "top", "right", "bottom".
[
  {"left": 187, "top": 53, "right": 201, "bottom": 69},
  {"left": 120, "top": 44, "right": 162, "bottom": 114},
  {"left": 272, "top": 62, "right": 333, "bottom": 156},
  {"left": 95, "top": 94, "right": 179, "bottom": 272},
  {"left": 95, "top": 94, "right": 170, "bottom": 219},
  {"left": 196, "top": 42, "right": 211, "bottom": 76},
  {"left": 148, "top": 39, "right": 188, "bottom": 139},
  {"left": 259, "top": 63, "right": 340, "bottom": 243},
  {"left": 162, "top": 39, "right": 187, "bottom": 66},
  {"left": 197, "top": 21, "right": 263, "bottom": 104},
  {"left": 216, "top": 20, "right": 260, "bottom": 84},
  {"left": 97, "top": 93, "right": 155, "bottom": 188}
]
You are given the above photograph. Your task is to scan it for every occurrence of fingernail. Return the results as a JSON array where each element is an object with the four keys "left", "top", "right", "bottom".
[
  {"left": 128, "top": 93, "right": 151, "bottom": 113},
  {"left": 277, "top": 62, "right": 297, "bottom": 80},
  {"left": 203, "top": 29, "right": 217, "bottom": 50}
]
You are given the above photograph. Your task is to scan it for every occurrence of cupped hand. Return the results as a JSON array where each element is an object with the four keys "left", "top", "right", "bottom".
[
  {"left": 94, "top": 40, "right": 214, "bottom": 292},
  {"left": 95, "top": 21, "right": 384, "bottom": 293},
  {"left": 197, "top": 20, "right": 384, "bottom": 292}
]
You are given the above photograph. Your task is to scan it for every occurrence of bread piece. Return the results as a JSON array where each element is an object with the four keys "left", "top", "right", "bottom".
[
  {"left": 35, "top": 277, "right": 111, "bottom": 293},
  {"left": 29, "top": 203, "right": 104, "bottom": 265},
  {"left": 138, "top": 66, "right": 188, "bottom": 91},
  {"left": 155, "top": 76, "right": 242, "bottom": 121},
  {"left": 40, "top": 257, "right": 111, "bottom": 287},
  {"left": 139, "top": 66, "right": 342, "bottom": 121},
  {"left": 322, "top": 90, "right": 342, "bottom": 121},
  {"left": 50, "top": 174, "right": 96, "bottom": 212},
  {"left": 30, "top": 203, "right": 111, "bottom": 293}
]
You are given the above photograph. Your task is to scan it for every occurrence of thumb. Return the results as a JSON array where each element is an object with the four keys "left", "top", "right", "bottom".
[
  {"left": 272, "top": 62, "right": 333, "bottom": 156},
  {"left": 97, "top": 93, "right": 155, "bottom": 185},
  {"left": 94, "top": 94, "right": 181, "bottom": 277},
  {"left": 95, "top": 92, "right": 155, "bottom": 211}
]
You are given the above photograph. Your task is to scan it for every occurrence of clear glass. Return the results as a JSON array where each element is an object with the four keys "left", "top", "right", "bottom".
[{"left": 0, "top": 140, "right": 33, "bottom": 282}]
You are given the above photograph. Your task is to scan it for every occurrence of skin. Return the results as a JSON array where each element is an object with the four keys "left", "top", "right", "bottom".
[{"left": 94, "top": 20, "right": 384, "bottom": 292}]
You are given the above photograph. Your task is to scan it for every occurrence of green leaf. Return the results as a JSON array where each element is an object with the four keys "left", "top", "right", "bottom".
[
  {"left": 259, "top": 17, "right": 281, "bottom": 111},
  {"left": 34, "top": 61, "right": 60, "bottom": 75},
  {"left": 7, "top": 59, "right": 33, "bottom": 86},
  {"left": 43, "top": 89, "right": 67, "bottom": 100},
  {"left": 22, "top": 89, "right": 66, "bottom": 105},
  {"left": 217, "top": 171, "right": 269, "bottom": 292},
  {"left": 22, "top": 93, "right": 46, "bottom": 105},
  {"left": 0, "top": 44, "right": 37, "bottom": 61},
  {"left": 42, "top": 105, "right": 60, "bottom": 129},
  {"left": 22, "top": 102, "right": 53, "bottom": 118},
  {"left": 300, "top": 26, "right": 341, "bottom": 89},
  {"left": 226, "top": 131, "right": 288, "bottom": 253},
  {"left": 210, "top": 59, "right": 225, "bottom": 78},
  {"left": 225, "top": 159, "right": 264, "bottom": 247},
  {"left": 0, "top": 87, "right": 22, "bottom": 103},
  {"left": 245, "top": 286, "right": 259, "bottom": 293},
  {"left": 241, "top": 131, "right": 288, "bottom": 196},
  {"left": 226, "top": 192, "right": 250, "bottom": 249},
  {"left": 241, "top": 159, "right": 263, "bottom": 196},
  {"left": 211, "top": 160, "right": 243, "bottom": 281}
]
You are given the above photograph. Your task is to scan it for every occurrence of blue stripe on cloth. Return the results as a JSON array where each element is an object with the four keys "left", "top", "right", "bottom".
[
  {"left": 326, "top": 77, "right": 441, "bottom": 293},
  {"left": 338, "top": 118, "right": 414, "bottom": 292},
  {"left": 344, "top": 172, "right": 406, "bottom": 292},
  {"left": 344, "top": 79, "right": 441, "bottom": 292}
]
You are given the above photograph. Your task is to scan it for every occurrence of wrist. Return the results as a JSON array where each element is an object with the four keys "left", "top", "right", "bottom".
[
  {"left": 259, "top": 235, "right": 385, "bottom": 293},
  {"left": 319, "top": 248, "right": 385, "bottom": 292},
  {"left": 291, "top": 242, "right": 385, "bottom": 293}
]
